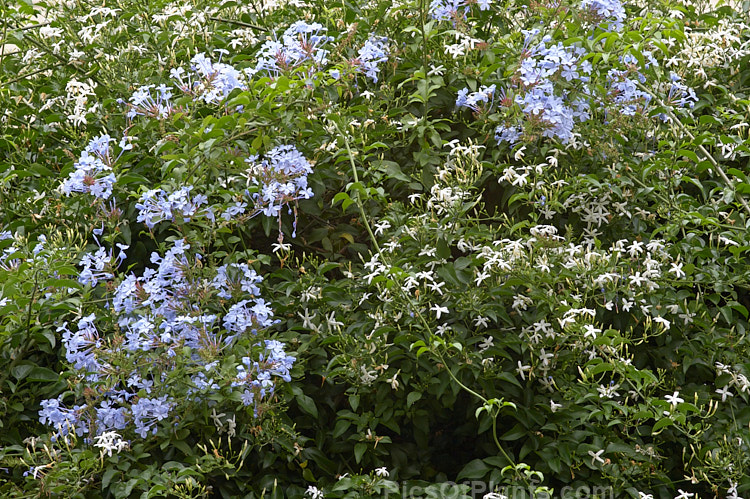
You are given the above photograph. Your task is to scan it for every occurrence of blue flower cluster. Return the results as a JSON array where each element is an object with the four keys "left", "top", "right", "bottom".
[
  {"left": 430, "top": 0, "right": 492, "bottom": 22},
  {"left": 355, "top": 37, "right": 389, "bottom": 83},
  {"left": 606, "top": 68, "right": 652, "bottom": 116},
  {"left": 120, "top": 52, "right": 246, "bottom": 121},
  {"left": 211, "top": 262, "right": 263, "bottom": 299},
  {"left": 41, "top": 237, "right": 294, "bottom": 441},
  {"left": 233, "top": 340, "right": 296, "bottom": 415},
  {"left": 135, "top": 186, "right": 209, "bottom": 229},
  {"left": 666, "top": 73, "right": 698, "bottom": 109},
  {"left": 245, "top": 144, "right": 314, "bottom": 235},
  {"left": 464, "top": 26, "right": 690, "bottom": 148},
  {"left": 39, "top": 398, "right": 89, "bottom": 439},
  {"left": 495, "top": 35, "right": 592, "bottom": 145},
  {"left": 250, "top": 21, "right": 333, "bottom": 77},
  {"left": 46, "top": 48, "right": 314, "bottom": 446},
  {"left": 456, "top": 84, "right": 497, "bottom": 113},
  {"left": 121, "top": 84, "right": 175, "bottom": 119},
  {"left": 174, "top": 52, "right": 247, "bottom": 104},
  {"left": 61, "top": 134, "right": 129, "bottom": 200},
  {"left": 580, "top": 0, "right": 626, "bottom": 32},
  {"left": 131, "top": 396, "right": 172, "bottom": 438},
  {"left": 77, "top": 241, "right": 127, "bottom": 287}
]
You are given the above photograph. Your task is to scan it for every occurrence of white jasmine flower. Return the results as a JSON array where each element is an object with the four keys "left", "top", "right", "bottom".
[
  {"left": 669, "top": 262, "right": 686, "bottom": 278},
  {"left": 715, "top": 386, "right": 734, "bottom": 402},
  {"left": 588, "top": 449, "right": 605, "bottom": 465},
  {"left": 665, "top": 391, "right": 684, "bottom": 407},
  {"left": 653, "top": 317, "right": 671, "bottom": 330},
  {"left": 93, "top": 431, "right": 129, "bottom": 457},
  {"left": 478, "top": 336, "right": 494, "bottom": 353},
  {"left": 517, "top": 361, "right": 531, "bottom": 380},
  {"left": 305, "top": 485, "right": 324, "bottom": 499},
  {"left": 474, "top": 315, "right": 489, "bottom": 328},
  {"left": 430, "top": 304, "right": 449, "bottom": 319}
]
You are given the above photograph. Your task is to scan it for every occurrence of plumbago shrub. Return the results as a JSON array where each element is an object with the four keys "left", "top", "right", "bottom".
[{"left": 2, "top": 0, "right": 750, "bottom": 497}]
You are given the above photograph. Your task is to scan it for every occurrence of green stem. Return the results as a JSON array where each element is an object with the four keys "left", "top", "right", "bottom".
[
  {"left": 637, "top": 81, "right": 750, "bottom": 218},
  {"left": 332, "top": 121, "right": 381, "bottom": 254},
  {"left": 334, "top": 119, "right": 527, "bottom": 484},
  {"left": 19, "top": 30, "right": 103, "bottom": 87},
  {"left": 0, "top": 271, "right": 40, "bottom": 391},
  {"left": 419, "top": 0, "right": 430, "bottom": 117},
  {"left": 0, "top": 1, "right": 8, "bottom": 70},
  {"left": 208, "top": 16, "right": 268, "bottom": 31},
  {"left": 3, "top": 63, "right": 61, "bottom": 86}
]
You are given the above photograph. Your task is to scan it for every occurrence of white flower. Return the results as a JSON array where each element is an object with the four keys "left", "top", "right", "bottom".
[
  {"left": 375, "top": 467, "right": 389, "bottom": 477},
  {"left": 674, "top": 490, "right": 694, "bottom": 499},
  {"left": 428, "top": 64, "right": 445, "bottom": 76},
  {"left": 598, "top": 383, "right": 620, "bottom": 399},
  {"left": 305, "top": 485, "right": 324, "bottom": 499},
  {"left": 669, "top": 262, "right": 686, "bottom": 279},
  {"left": 483, "top": 493, "right": 508, "bottom": 499},
  {"left": 517, "top": 361, "right": 531, "bottom": 380},
  {"left": 435, "top": 324, "right": 451, "bottom": 335},
  {"left": 538, "top": 348, "right": 553, "bottom": 367},
  {"left": 386, "top": 369, "right": 400, "bottom": 390},
  {"left": 583, "top": 324, "right": 601, "bottom": 340},
  {"left": 93, "top": 431, "right": 128, "bottom": 457},
  {"left": 588, "top": 449, "right": 605, "bottom": 465},
  {"left": 550, "top": 400, "right": 562, "bottom": 412},
  {"left": 418, "top": 246, "right": 436, "bottom": 257},
  {"left": 430, "top": 304, "right": 449, "bottom": 319},
  {"left": 445, "top": 43, "right": 465, "bottom": 57},
  {"left": 427, "top": 280, "right": 445, "bottom": 295},
  {"left": 475, "top": 270, "right": 490, "bottom": 285},
  {"left": 474, "top": 315, "right": 489, "bottom": 328},
  {"left": 627, "top": 241, "right": 644, "bottom": 257},
  {"left": 298, "top": 308, "right": 317, "bottom": 330},
  {"left": 716, "top": 386, "right": 734, "bottom": 402},
  {"left": 478, "top": 336, "right": 494, "bottom": 353},
  {"left": 326, "top": 312, "right": 343, "bottom": 330},
  {"left": 360, "top": 366, "right": 378, "bottom": 385},
  {"left": 665, "top": 391, "right": 684, "bottom": 407},
  {"left": 653, "top": 316, "right": 671, "bottom": 330},
  {"left": 373, "top": 220, "right": 391, "bottom": 236}
]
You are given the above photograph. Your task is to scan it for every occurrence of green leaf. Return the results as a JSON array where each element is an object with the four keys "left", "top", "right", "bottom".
[
  {"left": 499, "top": 423, "right": 526, "bottom": 441},
  {"left": 332, "top": 419, "right": 350, "bottom": 439},
  {"left": 296, "top": 393, "right": 318, "bottom": 418},
  {"left": 11, "top": 364, "right": 34, "bottom": 381},
  {"left": 652, "top": 418, "right": 674, "bottom": 434},
  {"left": 318, "top": 262, "right": 340, "bottom": 274},
  {"left": 27, "top": 367, "right": 59, "bottom": 382},
  {"left": 102, "top": 468, "right": 118, "bottom": 489},
  {"left": 407, "top": 391, "right": 422, "bottom": 408},
  {"left": 349, "top": 394, "right": 360, "bottom": 412},
  {"left": 677, "top": 149, "right": 700, "bottom": 163},
  {"left": 456, "top": 459, "right": 490, "bottom": 481},
  {"left": 354, "top": 442, "right": 367, "bottom": 463}
]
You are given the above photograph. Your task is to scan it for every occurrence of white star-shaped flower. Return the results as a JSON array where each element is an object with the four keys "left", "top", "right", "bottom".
[
  {"left": 665, "top": 391, "right": 684, "bottom": 407},
  {"left": 588, "top": 449, "right": 605, "bottom": 466},
  {"left": 430, "top": 304, "right": 449, "bottom": 319}
]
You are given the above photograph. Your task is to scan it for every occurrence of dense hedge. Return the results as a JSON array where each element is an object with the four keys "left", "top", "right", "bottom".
[{"left": 1, "top": 0, "right": 749, "bottom": 497}]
